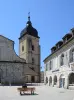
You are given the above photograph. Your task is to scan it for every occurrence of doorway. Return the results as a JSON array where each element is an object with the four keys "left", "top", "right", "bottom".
[
  {"left": 59, "top": 74, "right": 65, "bottom": 88},
  {"left": 60, "top": 78, "right": 65, "bottom": 88},
  {"left": 31, "top": 76, "right": 35, "bottom": 82}
]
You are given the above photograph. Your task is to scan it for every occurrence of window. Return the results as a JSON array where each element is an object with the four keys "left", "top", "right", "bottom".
[
  {"left": 70, "top": 49, "right": 74, "bottom": 62},
  {"left": 28, "top": 38, "right": 32, "bottom": 47},
  {"left": 46, "top": 63, "right": 48, "bottom": 71},
  {"left": 31, "top": 67, "right": 35, "bottom": 71},
  {"left": 32, "top": 45, "right": 34, "bottom": 51},
  {"left": 22, "top": 45, "right": 24, "bottom": 52},
  {"left": 32, "top": 58, "right": 34, "bottom": 64},
  {"left": 49, "top": 61, "right": 52, "bottom": 70},
  {"left": 60, "top": 54, "right": 64, "bottom": 66},
  {"left": 72, "top": 49, "right": 74, "bottom": 62},
  {"left": 50, "top": 61, "right": 52, "bottom": 70}
]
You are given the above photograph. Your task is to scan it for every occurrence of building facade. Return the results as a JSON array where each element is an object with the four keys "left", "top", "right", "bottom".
[
  {"left": 44, "top": 28, "right": 74, "bottom": 89},
  {"left": 19, "top": 15, "right": 40, "bottom": 83}
]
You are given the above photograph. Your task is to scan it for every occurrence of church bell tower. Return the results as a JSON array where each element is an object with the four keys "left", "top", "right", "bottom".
[{"left": 19, "top": 14, "right": 40, "bottom": 82}]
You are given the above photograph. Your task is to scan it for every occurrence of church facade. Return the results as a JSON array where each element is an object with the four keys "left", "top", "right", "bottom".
[
  {"left": 44, "top": 28, "right": 74, "bottom": 89},
  {"left": 0, "top": 16, "right": 40, "bottom": 85}
]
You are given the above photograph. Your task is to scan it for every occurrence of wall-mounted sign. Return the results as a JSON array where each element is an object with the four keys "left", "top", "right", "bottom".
[{"left": 52, "top": 69, "right": 59, "bottom": 72}]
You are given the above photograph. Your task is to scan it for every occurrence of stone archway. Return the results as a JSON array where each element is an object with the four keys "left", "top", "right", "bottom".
[
  {"left": 54, "top": 75, "right": 57, "bottom": 85},
  {"left": 46, "top": 77, "right": 48, "bottom": 84},
  {"left": 49, "top": 76, "right": 52, "bottom": 86},
  {"left": 69, "top": 73, "right": 74, "bottom": 85}
]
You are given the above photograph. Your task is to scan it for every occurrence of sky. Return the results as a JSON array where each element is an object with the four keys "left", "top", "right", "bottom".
[{"left": 0, "top": 0, "right": 74, "bottom": 71}]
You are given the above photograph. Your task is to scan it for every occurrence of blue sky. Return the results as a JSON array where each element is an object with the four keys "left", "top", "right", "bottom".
[{"left": 0, "top": 0, "right": 74, "bottom": 70}]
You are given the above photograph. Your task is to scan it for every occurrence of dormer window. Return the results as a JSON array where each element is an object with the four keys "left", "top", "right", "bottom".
[
  {"left": 56, "top": 41, "right": 63, "bottom": 49},
  {"left": 71, "top": 28, "right": 74, "bottom": 36},
  {"left": 51, "top": 46, "right": 56, "bottom": 53},
  {"left": 62, "top": 33, "right": 72, "bottom": 43}
]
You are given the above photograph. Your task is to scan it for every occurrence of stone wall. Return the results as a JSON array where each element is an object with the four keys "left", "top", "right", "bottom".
[{"left": 0, "top": 62, "right": 26, "bottom": 85}]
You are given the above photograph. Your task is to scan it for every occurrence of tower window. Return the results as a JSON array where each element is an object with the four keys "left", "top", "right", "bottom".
[
  {"left": 32, "top": 58, "right": 34, "bottom": 64},
  {"left": 32, "top": 45, "right": 34, "bottom": 51},
  {"left": 22, "top": 45, "right": 24, "bottom": 52},
  {"left": 28, "top": 38, "right": 32, "bottom": 47},
  {"left": 31, "top": 67, "right": 35, "bottom": 71}
]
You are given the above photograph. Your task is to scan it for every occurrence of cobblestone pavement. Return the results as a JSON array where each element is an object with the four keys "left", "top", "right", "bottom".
[{"left": 0, "top": 86, "right": 74, "bottom": 100}]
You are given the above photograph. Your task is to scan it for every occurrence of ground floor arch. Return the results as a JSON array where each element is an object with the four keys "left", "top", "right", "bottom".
[
  {"left": 53, "top": 75, "right": 57, "bottom": 85},
  {"left": 46, "top": 77, "right": 48, "bottom": 84},
  {"left": 68, "top": 73, "right": 74, "bottom": 85},
  {"left": 49, "top": 76, "right": 52, "bottom": 86}
]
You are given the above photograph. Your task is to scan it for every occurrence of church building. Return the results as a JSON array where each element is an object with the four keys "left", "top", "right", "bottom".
[
  {"left": 0, "top": 15, "right": 40, "bottom": 85},
  {"left": 19, "top": 15, "right": 40, "bottom": 83}
]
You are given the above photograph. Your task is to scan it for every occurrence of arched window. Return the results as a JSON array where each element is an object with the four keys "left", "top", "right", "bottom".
[
  {"left": 60, "top": 54, "right": 64, "bottom": 66},
  {"left": 22, "top": 45, "right": 24, "bottom": 52}
]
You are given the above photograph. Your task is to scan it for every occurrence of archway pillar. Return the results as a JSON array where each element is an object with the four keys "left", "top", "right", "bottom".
[
  {"left": 64, "top": 76, "right": 69, "bottom": 89},
  {"left": 52, "top": 78, "right": 54, "bottom": 87},
  {"left": 44, "top": 77, "right": 46, "bottom": 85},
  {"left": 57, "top": 79, "right": 60, "bottom": 88}
]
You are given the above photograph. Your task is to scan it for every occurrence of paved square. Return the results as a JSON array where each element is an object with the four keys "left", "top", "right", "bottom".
[{"left": 0, "top": 86, "right": 74, "bottom": 100}]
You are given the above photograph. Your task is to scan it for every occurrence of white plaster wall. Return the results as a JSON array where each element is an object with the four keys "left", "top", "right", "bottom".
[{"left": 44, "top": 38, "right": 74, "bottom": 88}]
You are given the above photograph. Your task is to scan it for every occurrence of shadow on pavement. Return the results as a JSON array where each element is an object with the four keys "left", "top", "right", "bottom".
[{"left": 20, "top": 93, "right": 38, "bottom": 96}]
